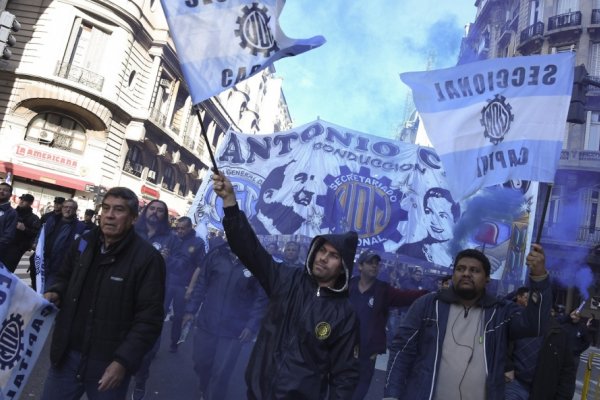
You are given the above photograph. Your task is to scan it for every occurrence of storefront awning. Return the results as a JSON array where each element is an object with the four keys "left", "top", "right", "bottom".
[{"left": 0, "top": 162, "right": 93, "bottom": 192}]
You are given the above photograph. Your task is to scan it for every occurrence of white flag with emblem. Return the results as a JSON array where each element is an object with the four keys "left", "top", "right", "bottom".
[
  {"left": 401, "top": 53, "right": 574, "bottom": 200},
  {"left": 0, "top": 264, "right": 56, "bottom": 399},
  {"left": 159, "top": 0, "right": 325, "bottom": 104}
]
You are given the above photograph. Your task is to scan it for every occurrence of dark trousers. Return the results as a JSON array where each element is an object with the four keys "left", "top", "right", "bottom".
[
  {"left": 29, "top": 252, "right": 37, "bottom": 291},
  {"left": 164, "top": 283, "right": 186, "bottom": 346},
  {"left": 40, "top": 350, "right": 130, "bottom": 400},
  {"left": 1, "top": 248, "right": 25, "bottom": 272},
  {"left": 133, "top": 338, "right": 159, "bottom": 386},
  {"left": 193, "top": 327, "right": 245, "bottom": 400},
  {"left": 352, "top": 352, "right": 377, "bottom": 400}
]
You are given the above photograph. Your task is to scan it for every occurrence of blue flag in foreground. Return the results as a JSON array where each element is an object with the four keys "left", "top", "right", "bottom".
[
  {"left": 0, "top": 264, "right": 56, "bottom": 399},
  {"left": 160, "top": 0, "right": 325, "bottom": 104},
  {"left": 401, "top": 53, "right": 574, "bottom": 200}
]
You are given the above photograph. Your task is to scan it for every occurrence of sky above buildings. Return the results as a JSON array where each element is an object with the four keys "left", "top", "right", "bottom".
[{"left": 275, "top": 2, "right": 477, "bottom": 139}]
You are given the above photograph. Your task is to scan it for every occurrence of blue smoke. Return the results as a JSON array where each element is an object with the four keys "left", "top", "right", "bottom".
[{"left": 545, "top": 247, "right": 593, "bottom": 300}]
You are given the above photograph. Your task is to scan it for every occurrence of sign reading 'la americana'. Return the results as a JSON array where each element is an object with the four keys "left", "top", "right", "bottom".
[{"left": 15, "top": 145, "right": 79, "bottom": 170}]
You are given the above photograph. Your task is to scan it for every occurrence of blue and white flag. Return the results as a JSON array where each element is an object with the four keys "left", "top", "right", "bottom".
[
  {"left": 160, "top": 0, "right": 325, "bottom": 104},
  {"left": 401, "top": 53, "right": 574, "bottom": 200},
  {"left": 0, "top": 264, "right": 56, "bottom": 399}
]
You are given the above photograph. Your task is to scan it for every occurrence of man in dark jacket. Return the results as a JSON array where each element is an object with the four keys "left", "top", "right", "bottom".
[
  {"left": 40, "top": 196, "right": 65, "bottom": 224},
  {"left": 41, "top": 187, "right": 165, "bottom": 400},
  {"left": 29, "top": 196, "right": 65, "bottom": 290},
  {"left": 384, "top": 245, "right": 551, "bottom": 400},
  {"left": 212, "top": 172, "right": 360, "bottom": 400},
  {"left": 40, "top": 198, "right": 86, "bottom": 289},
  {"left": 0, "top": 182, "right": 17, "bottom": 266},
  {"left": 82, "top": 209, "right": 97, "bottom": 233},
  {"left": 165, "top": 216, "right": 205, "bottom": 353},
  {"left": 183, "top": 236, "right": 267, "bottom": 399},
  {"left": 349, "top": 250, "right": 426, "bottom": 400},
  {"left": 505, "top": 293, "right": 575, "bottom": 400},
  {"left": 131, "top": 199, "right": 176, "bottom": 400},
  {"left": 558, "top": 308, "right": 592, "bottom": 374},
  {"left": 2, "top": 193, "right": 41, "bottom": 272}
]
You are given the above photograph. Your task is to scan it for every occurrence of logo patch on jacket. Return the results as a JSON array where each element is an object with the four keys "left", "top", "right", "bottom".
[
  {"left": 315, "top": 322, "right": 331, "bottom": 340},
  {"left": 353, "top": 345, "right": 359, "bottom": 359},
  {"left": 242, "top": 268, "right": 252, "bottom": 278},
  {"left": 368, "top": 296, "right": 374, "bottom": 308}
]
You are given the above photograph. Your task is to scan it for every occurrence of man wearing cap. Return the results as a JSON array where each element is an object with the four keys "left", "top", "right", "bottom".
[
  {"left": 383, "top": 245, "right": 551, "bottom": 400},
  {"left": 41, "top": 196, "right": 66, "bottom": 224},
  {"left": 82, "top": 209, "right": 96, "bottom": 233},
  {"left": 212, "top": 172, "right": 360, "bottom": 399},
  {"left": 3, "top": 193, "right": 41, "bottom": 272},
  {"left": 349, "top": 250, "right": 427, "bottom": 400},
  {"left": 0, "top": 183, "right": 17, "bottom": 267}
]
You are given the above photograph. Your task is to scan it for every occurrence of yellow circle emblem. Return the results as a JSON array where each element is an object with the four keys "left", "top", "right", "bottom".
[{"left": 315, "top": 322, "right": 331, "bottom": 340}]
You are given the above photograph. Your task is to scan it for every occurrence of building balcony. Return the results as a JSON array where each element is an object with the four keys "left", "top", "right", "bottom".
[
  {"left": 123, "top": 160, "right": 143, "bottom": 177},
  {"left": 593, "top": 9, "right": 600, "bottom": 24},
  {"left": 588, "top": 9, "right": 600, "bottom": 37},
  {"left": 548, "top": 11, "right": 581, "bottom": 31},
  {"left": 54, "top": 62, "right": 104, "bottom": 92},
  {"left": 543, "top": 225, "right": 599, "bottom": 246},
  {"left": 559, "top": 150, "right": 600, "bottom": 170},
  {"left": 518, "top": 22, "right": 544, "bottom": 53},
  {"left": 498, "top": 17, "right": 517, "bottom": 46},
  {"left": 182, "top": 136, "right": 195, "bottom": 151},
  {"left": 546, "top": 11, "right": 582, "bottom": 42},
  {"left": 149, "top": 108, "right": 168, "bottom": 128}
]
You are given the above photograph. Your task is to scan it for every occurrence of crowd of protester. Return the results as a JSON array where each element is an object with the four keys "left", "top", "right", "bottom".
[{"left": 0, "top": 179, "right": 597, "bottom": 400}]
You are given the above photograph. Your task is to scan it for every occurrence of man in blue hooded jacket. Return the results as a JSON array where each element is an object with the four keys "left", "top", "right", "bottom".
[
  {"left": 212, "top": 172, "right": 360, "bottom": 400},
  {"left": 384, "top": 244, "right": 550, "bottom": 400}
]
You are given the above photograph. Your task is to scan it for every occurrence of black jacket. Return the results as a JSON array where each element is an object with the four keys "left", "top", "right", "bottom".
[
  {"left": 529, "top": 319, "right": 576, "bottom": 400},
  {"left": 186, "top": 240, "right": 266, "bottom": 338},
  {"left": 2, "top": 205, "right": 40, "bottom": 270},
  {"left": 47, "top": 227, "right": 165, "bottom": 373},
  {"left": 167, "top": 231, "right": 205, "bottom": 287},
  {"left": 223, "top": 204, "right": 360, "bottom": 400},
  {"left": 43, "top": 216, "right": 86, "bottom": 279},
  {"left": 0, "top": 202, "right": 17, "bottom": 258}
]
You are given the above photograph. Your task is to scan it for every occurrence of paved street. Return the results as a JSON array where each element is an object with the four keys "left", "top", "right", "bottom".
[{"left": 13, "top": 253, "right": 598, "bottom": 399}]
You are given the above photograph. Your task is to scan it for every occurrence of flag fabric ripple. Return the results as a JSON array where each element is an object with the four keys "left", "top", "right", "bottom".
[
  {"left": 401, "top": 53, "right": 575, "bottom": 200},
  {"left": 160, "top": 0, "right": 325, "bottom": 105}
]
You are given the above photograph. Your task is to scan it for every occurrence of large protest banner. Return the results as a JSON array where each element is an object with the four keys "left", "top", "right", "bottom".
[
  {"left": 401, "top": 53, "right": 573, "bottom": 201},
  {"left": 0, "top": 264, "right": 56, "bottom": 399},
  {"left": 189, "top": 120, "right": 537, "bottom": 285}
]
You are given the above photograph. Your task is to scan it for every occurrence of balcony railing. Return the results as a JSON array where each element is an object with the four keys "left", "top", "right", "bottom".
[
  {"left": 592, "top": 9, "right": 600, "bottom": 24},
  {"left": 544, "top": 225, "right": 600, "bottom": 245},
  {"left": 520, "top": 22, "right": 544, "bottom": 44},
  {"left": 149, "top": 108, "right": 167, "bottom": 127},
  {"left": 55, "top": 62, "right": 104, "bottom": 91},
  {"left": 577, "top": 226, "right": 600, "bottom": 244},
  {"left": 123, "top": 160, "right": 143, "bottom": 177},
  {"left": 548, "top": 11, "right": 582, "bottom": 31},
  {"left": 560, "top": 150, "right": 600, "bottom": 162}
]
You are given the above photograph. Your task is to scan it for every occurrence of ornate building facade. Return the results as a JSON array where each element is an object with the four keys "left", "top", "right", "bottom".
[{"left": 0, "top": 0, "right": 291, "bottom": 216}]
